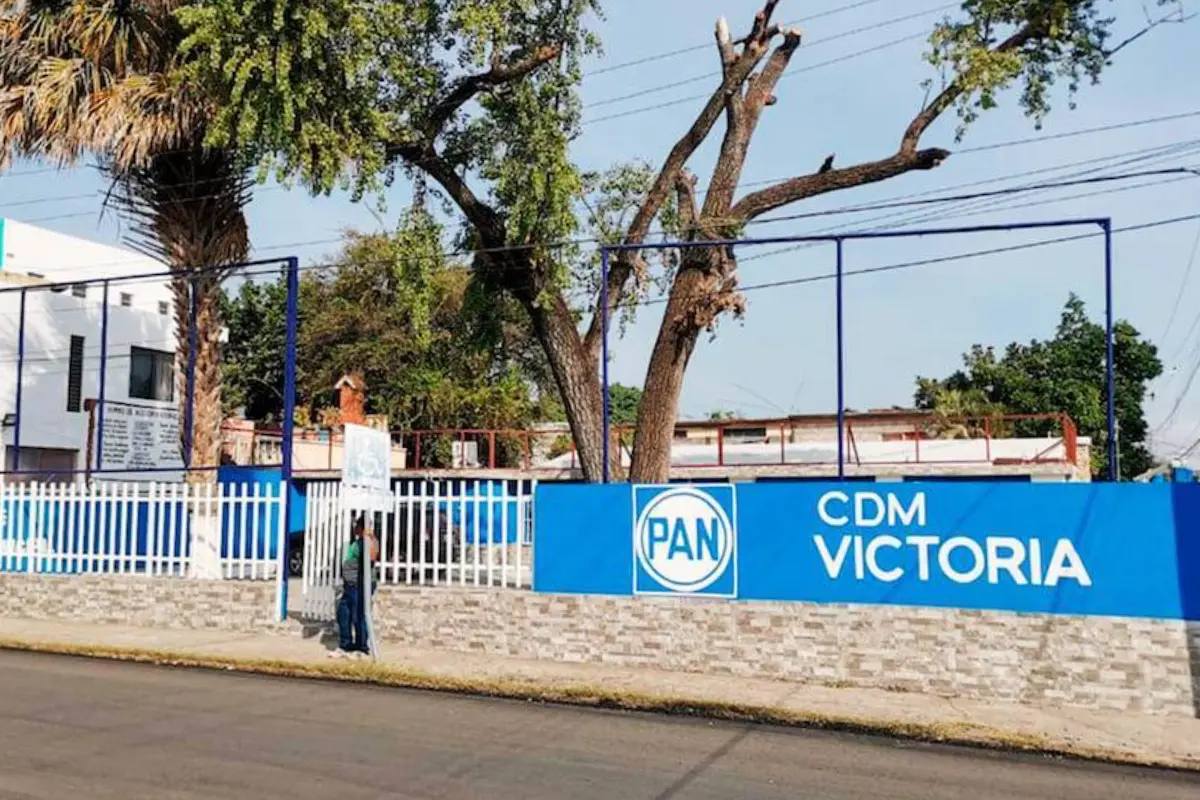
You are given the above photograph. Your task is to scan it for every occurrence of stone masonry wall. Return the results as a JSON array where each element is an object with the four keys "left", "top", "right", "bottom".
[
  {"left": 0, "top": 574, "right": 279, "bottom": 632},
  {"left": 374, "top": 587, "right": 1200, "bottom": 717}
]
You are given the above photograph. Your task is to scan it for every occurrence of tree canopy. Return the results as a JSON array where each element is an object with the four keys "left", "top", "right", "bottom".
[
  {"left": 177, "top": 0, "right": 1184, "bottom": 481},
  {"left": 915, "top": 295, "right": 1163, "bottom": 479},
  {"left": 608, "top": 384, "right": 643, "bottom": 427},
  {"left": 0, "top": 0, "right": 255, "bottom": 474},
  {"left": 222, "top": 211, "right": 557, "bottom": 436}
]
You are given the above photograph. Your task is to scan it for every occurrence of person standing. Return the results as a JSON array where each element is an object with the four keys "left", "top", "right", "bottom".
[{"left": 331, "top": 514, "right": 378, "bottom": 658}]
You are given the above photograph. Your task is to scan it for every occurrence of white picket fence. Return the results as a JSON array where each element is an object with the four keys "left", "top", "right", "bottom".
[
  {"left": 0, "top": 480, "right": 285, "bottom": 580},
  {"left": 301, "top": 478, "right": 535, "bottom": 620}
]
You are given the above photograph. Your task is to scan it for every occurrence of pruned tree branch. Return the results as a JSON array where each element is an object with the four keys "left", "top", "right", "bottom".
[
  {"left": 425, "top": 44, "right": 563, "bottom": 136},
  {"left": 716, "top": 16, "right": 744, "bottom": 132},
  {"left": 733, "top": 23, "right": 1037, "bottom": 221},
  {"left": 702, "top": 25, "right": 802, "bottom": 218},
  {"left": 715, "top": 16, "right": 737, "bottom": 74},
  {"left": 583, "top": 0, "right": 782, "bottom": 359},
  {"left": 730, "top": 147, "right": 950, "bottom": 220},
  {"left": 675, "top": 169, "right": 700, "bottom": 235}
]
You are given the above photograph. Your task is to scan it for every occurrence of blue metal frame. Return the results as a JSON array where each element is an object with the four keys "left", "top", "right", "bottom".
[
  {"left": 600, "top": 249, "right": 612, "bottom": 483},
  {"left": 95, "top": 281, "right": 110, "bottom": 470},
  {"left": 279, "top": 256, "right": 300, "bottom": 620},
  {"left": 5, "top": 256, "right": 298, "bottom": 479},
  {"left": 597, "top": 217, "right": 1117, "bottom": 483},
  {"left": 835, "top": 239, "right": 845, "bottom": 481},
  {"left": 1103, "top": 221, "right": 1117, "bottom": 477},
  {"left": 12, "top": 289, "right": 27, "bottom": 470},
  {"left": 184, "top": 278, "right": 198, "bottom": 467}
]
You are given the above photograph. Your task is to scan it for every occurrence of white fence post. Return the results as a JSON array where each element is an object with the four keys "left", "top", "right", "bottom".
[
  {"left": 294, "top": 476, "right": 536, "bottom": 619},
  {"left": 0, "top": 480, "right": 284, "bottom": 582}
]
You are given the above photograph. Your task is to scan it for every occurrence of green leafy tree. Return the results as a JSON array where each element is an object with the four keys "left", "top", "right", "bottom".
[
  {"left": 0, "top": 0, "right": 253, "bottom": 476},
  {"left": 608, "top": 384, "right": 643, "bottom": 427},
  {"left": 916, "top": 295, "right": 1163, "bottom": 479},
  {"left": 180, "top": 0, "right": 1183, "bottom": 481},
  {"left": 222, "top": 279, "right": 289, "bottom": 422},
  {"left": 223, "top": 208, "right": 556, "bottom": 464}
]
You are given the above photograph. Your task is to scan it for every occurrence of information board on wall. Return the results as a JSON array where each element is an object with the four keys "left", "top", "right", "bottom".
[{"left": 99, "top": 402, "right": 184, "bottom": 473}]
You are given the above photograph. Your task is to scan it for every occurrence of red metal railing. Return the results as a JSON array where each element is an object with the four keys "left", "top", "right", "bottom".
[{"left": 222, "top": 412, "right": 1080, "bottom": 473}]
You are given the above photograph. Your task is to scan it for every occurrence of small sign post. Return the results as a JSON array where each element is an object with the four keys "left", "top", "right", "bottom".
[{"left": 341, "top": 423, "right": 391, "bottom": 661}]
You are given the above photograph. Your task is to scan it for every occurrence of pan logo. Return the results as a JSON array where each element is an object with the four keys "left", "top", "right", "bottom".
[{"left": 633, "top": 485, "right": 737, "bottom": 597}]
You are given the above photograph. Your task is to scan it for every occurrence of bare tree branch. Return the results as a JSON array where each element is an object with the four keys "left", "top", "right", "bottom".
[
  {"left": 392, "top": 143, "right": 505, "bottom": 240},
  {"left": 716, "top": 16, "right": 744, "bottom": 132},
  {"left": 675, "top": 169, "right": 700, "bottom": 235},
  {"left": 736, "top": 0, "right": 782, "bottom": 45},
  {"left": 715, "top": 16, "right": 737, "bottom": 73},
  {"left": 730, "top": 148, "right": 949, "bottom": 221},
  {"left": 734, "top": 24, "right": 1037, "bottom": 221},
  {"left": 425, "top": 44, "right": 563, "bottom": 136},
  {"left": 702, "top": 26, "right": 802, "bottom": 218},
  {"left": 583, "top": 1, "right": 780, "bottom": 358}
]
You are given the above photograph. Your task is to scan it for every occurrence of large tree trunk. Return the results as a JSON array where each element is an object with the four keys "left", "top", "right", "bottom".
[
  {"left": 629, "top": 251, "right": 740, "bottom": 483},
  {"left": 523, "top": 293, "right": 607, "bottom": 482}
]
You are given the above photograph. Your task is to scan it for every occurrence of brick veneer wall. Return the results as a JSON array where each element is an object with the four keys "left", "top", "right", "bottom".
[
  {"left": 0, "top": 574, "right": 279, "bottom": 632},
  {"left": 374, "top": 587, "right": 1200, "bottom": 717}
]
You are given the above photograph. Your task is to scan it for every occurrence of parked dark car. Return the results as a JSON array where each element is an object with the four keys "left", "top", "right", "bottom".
[{"left": 286, "top": 500, "right": 461, "bottom": 580}]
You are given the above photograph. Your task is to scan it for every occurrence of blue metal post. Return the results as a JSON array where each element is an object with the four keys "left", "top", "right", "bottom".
[
  {"left": 96, "top": 281, "right": 111, "bottom": 469},
  {"left": 600, "top": 249, "right": 611, "bottom": 484},
  {"left": 279, "top": 257, "right": 300, "bottom": 620},
  {"left": 12, "top": 289, "right": 27, "bottom": 471},
  {"left": 835, "top": 239, "right": 845, "bottom": 480},
  {"left": 1103, "top": 219, "right": 1117, "bottom": 481},
  {"left": 184, "top": 276, "right": 198, "bottom": 468}
]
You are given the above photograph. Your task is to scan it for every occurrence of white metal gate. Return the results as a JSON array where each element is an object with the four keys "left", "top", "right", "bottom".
[{"left": 299, "top": 478, "right": 536, "bottom": 620}]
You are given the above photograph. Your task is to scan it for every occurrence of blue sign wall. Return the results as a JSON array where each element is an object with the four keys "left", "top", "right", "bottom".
[{"left": 534, "top": 482, "right": 1200, "bottom": 621}]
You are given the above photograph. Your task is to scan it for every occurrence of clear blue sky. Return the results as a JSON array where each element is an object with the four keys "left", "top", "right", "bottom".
[{"left": 2, "top": 1, "right": 1198, "bottom": 460}]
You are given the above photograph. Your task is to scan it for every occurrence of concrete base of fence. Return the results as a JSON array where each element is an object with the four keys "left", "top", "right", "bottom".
[
  {"left": 0, "top": 574, "right": 280, "bottom": 632},
  {"left": 371, "top": 587, "right": 1200, "bottom": 718}
]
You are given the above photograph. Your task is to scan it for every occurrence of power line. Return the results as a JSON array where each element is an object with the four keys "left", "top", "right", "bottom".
[
  {"left": 3, "top": 161, "right": 1194, "bottom": 294},
  {"left": 751, "top": 167, "right": 1199, "bottom": 228},
  {"left": 956, "top": 110, "right": 1200, "bottom": 154},
  {"left": 8, "top": 209, "right": 1200, "bottom": 365},
  {"left": 586, "top": 0, "right": 892, "bottom": 77},
  {"left": 627, "top": 211, "right": 1200, "bottom": 310},
  {"left": 584, "top": 31, "right": 927, "bottom": 125},
  {"left": 7, "top": 111, "right": 1200, "bottom": 282},
  {"left": 585, "top": 3, "right": 953, "bottom": 109},
  {"left": 1158, "top": 221, "right": 1200, "bottom": 348},
  {"left": 9, "top": 105, "right": 1200, "bottom": 241}
]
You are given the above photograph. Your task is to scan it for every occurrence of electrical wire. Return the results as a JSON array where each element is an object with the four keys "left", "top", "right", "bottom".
[
  {"left": 5, "top": 115, "right": 1197, "bottom": 285},
  {"left": 5, "top": 208, "right": 1199, "bottom": 376},
  {"left": 1157, "top": 222, "right": 1200, "bottom": 348},
  {"left": 584, "top": 31, "right": 928, "bottom": 125},
  {"left": 585, "top": 3, "right": 954, "bottom": 109},
  {"left": 585, "top": 0, "right": 891, "bottom": 77}
]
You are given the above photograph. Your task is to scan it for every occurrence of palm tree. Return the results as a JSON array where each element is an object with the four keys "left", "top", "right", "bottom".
[{"left": 0, "top": 0, "right": 250, "bottom": 476}]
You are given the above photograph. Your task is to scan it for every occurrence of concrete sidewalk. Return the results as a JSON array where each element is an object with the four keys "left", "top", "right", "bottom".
[{"left": 0, "top": 616, "right": 1197, "bottom": 771}]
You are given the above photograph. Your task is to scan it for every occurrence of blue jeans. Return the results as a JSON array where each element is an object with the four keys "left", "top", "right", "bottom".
[{"left": 336, "top": 583, "right": 367, "bottom": 651}]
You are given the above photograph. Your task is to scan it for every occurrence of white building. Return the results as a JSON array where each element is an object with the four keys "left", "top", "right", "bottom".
[{"left": 0, "top": 218, "right": 181, "bottom": 480}]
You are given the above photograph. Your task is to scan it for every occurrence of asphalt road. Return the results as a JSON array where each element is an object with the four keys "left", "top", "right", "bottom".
[{"left": 0, "top": 651, "right": 1195, "bottom": 800}]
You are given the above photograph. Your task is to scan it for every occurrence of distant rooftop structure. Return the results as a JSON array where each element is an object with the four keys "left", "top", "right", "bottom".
[{"left": 225, "top": 408, "right": 1091, "bottom": 483}]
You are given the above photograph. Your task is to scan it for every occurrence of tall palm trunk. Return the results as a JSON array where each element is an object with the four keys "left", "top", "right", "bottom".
[{"left": 112, "top": 147, "right": 251, "bottom": 480}]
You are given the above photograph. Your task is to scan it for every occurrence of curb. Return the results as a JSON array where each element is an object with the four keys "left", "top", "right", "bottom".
[{"left": 2, "top": 636, "right": 1196, "bottom": 773}]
